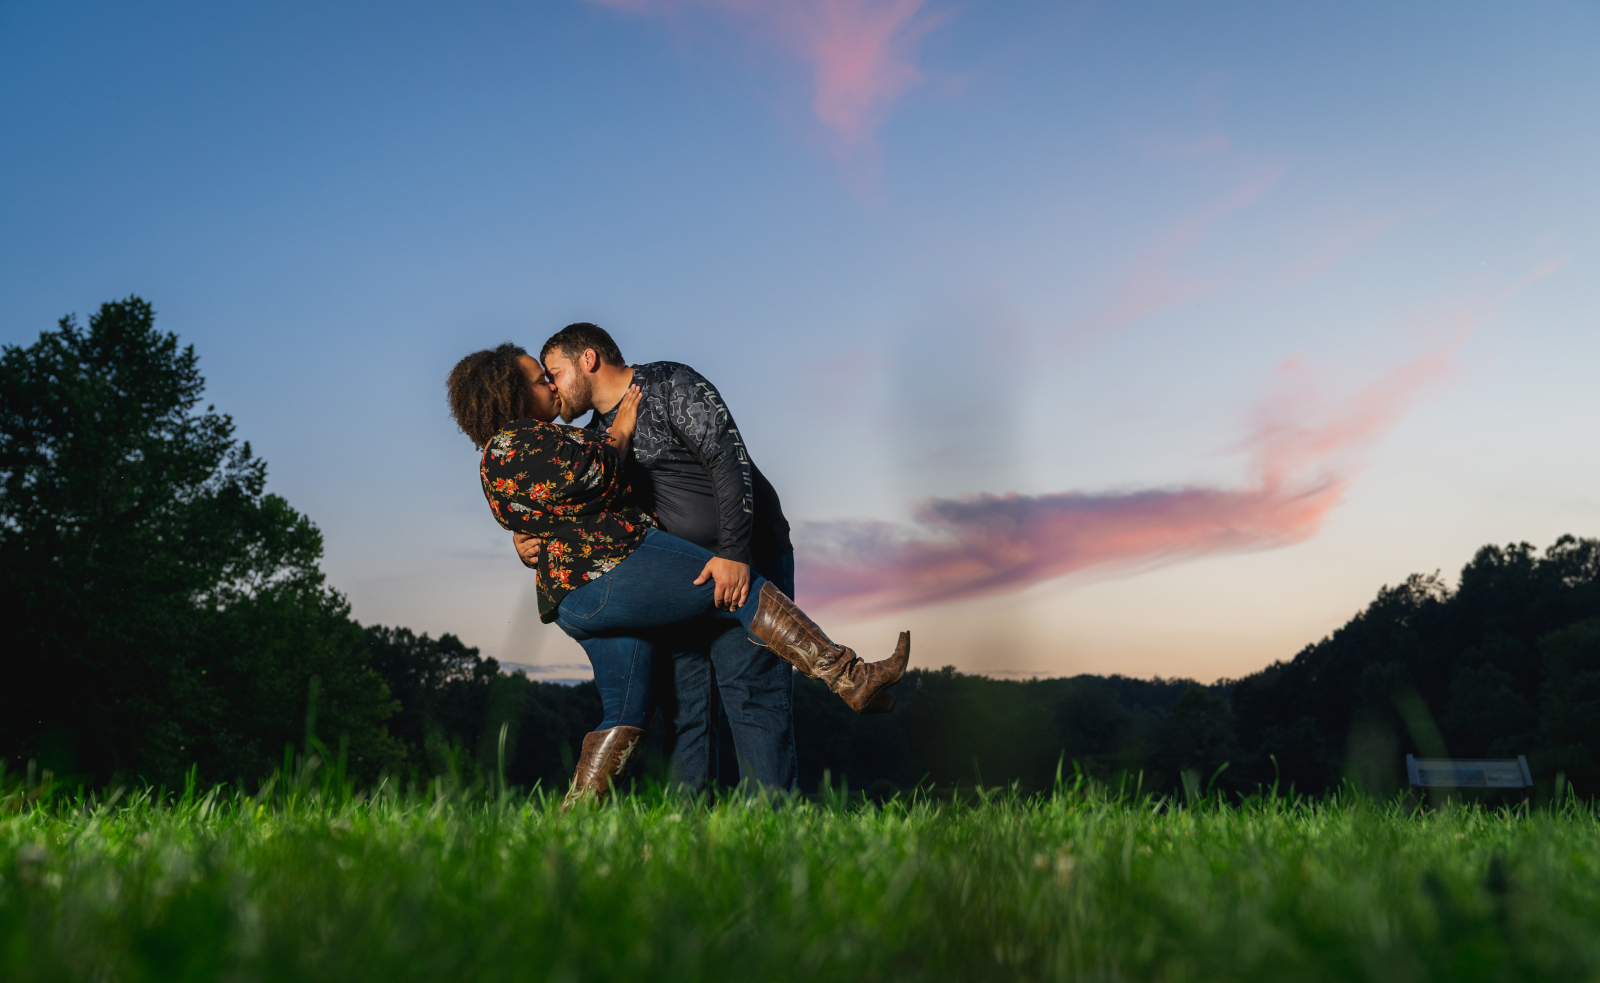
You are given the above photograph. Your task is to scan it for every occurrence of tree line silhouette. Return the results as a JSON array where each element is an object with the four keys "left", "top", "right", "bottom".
[{"left": 6, "top": 298, "right": 1600, "bottom": 799}]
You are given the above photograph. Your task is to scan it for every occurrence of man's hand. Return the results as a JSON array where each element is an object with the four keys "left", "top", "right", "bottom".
[
  {"left": 694, "top": 557, "right": 751, "bottom": 611},
  {"left": 512, "top": 531, "right": 541, "bottom": 569}
]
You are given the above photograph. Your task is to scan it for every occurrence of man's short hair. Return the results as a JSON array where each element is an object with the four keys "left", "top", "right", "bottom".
[
  {"left": 540, "top": 322, "right": 625, "bottom": 369},
  {"left": 446, "top": 342, "right": 533, "bottom": 448}
]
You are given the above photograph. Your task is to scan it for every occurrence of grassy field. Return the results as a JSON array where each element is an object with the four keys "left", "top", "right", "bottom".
[{"left": 4, "top": 777, "right": 1600, "bottom": 983}]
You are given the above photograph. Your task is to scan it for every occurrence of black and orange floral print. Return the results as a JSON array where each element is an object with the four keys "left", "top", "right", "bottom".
[{"left": 479, "top": 419, "right": 655, "bottom": 623}]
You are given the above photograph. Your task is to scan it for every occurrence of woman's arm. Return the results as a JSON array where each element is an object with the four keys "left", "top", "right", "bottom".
[
  {"left": 605, "top": 385, "right": 643, "bottom": 458},
  {"left": 482, "top": 420, "right": 640, "bottom": 536},
  {"left": 513, "top": 531, "right": 541, "bottom": 568}
]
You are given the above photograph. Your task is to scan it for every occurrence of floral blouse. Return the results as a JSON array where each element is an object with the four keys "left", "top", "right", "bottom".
[{"left": 479, "top": 419, "right": 655, "bottom": 623}]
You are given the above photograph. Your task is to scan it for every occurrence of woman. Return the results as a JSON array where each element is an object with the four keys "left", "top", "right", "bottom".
[{"left": 446, "top": 344, "right": 911, "bottom": 806}]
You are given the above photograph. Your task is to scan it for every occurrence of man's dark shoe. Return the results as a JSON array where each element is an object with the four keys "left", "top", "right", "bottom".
[{"left": 748, "top": 582, "right": 910, "bottom": 713}]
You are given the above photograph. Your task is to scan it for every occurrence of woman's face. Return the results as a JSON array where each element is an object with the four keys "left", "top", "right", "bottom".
[{"left": 516, "top": 355, "right": 560, "bottom": 422}]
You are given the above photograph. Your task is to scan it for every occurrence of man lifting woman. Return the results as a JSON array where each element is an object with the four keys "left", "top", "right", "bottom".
[{"left": 446, "top": 341, "right": 910, "bottom": 806}]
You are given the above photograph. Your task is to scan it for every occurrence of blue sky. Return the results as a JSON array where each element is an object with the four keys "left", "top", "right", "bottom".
[{"left": 3, "top": 0, "right": 1597, "bottom": 682}]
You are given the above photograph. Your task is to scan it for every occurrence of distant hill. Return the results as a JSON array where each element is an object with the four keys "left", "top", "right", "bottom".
[{"left": 793, "top": 535, "right": 1600, "bottom": 800}]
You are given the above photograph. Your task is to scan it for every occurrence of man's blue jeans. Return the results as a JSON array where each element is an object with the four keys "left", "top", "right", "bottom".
[
  {"left": 656, "top": 552, "right": 797, "bottom": 792},
  {"left": 558, "top": 532, "right": 790, "bottom": 771}
]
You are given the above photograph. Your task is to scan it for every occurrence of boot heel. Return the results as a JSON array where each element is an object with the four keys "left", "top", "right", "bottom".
[{"left": 862, "top": 689, "right": 897, "bottom": 714}]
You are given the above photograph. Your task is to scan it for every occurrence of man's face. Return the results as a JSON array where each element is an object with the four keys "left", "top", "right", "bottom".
[
  {"left": 514, "top": 355, "right": 560, "bottom": 422},
  {"left": 542, "top": 349, "right": 594, "bottom": 422}
]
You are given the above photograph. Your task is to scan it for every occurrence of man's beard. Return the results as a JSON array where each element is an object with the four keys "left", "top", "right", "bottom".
[{"left": 557, "top": 373, "right": 594, "bottom": 422}]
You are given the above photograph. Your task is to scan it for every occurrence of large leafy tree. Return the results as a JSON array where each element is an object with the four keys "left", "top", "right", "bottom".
[
  {"left": 1228, "top": 535, "right": 1600, "bottom": 795},
  {"left": 0, "top": 297, "right": 401, "bottom": 786}
]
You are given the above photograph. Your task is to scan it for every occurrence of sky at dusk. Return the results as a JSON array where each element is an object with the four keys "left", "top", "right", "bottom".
[{"left": 3, "top": 1, "right": 1597, "bottom": 684}]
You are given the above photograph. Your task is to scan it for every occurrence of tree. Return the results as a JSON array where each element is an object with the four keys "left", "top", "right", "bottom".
[
  {"left": 1535, "top": 619, "right": 1600, "bottom": 790},
  {"left": 364, "top": 627, "right": 499, "bottom": 753},
  {"left": 1150, "top": 685, "right": 1241, "bottom": 794},
  {"left": 0, "top": 297, "right": 401, "bottom": 787},
  {"left": 1227, "top": 537, "right": 1600, "bottom": 797}
]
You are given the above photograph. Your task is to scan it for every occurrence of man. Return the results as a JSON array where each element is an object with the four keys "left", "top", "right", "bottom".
[{"left": 533, "top": 322, "right": 802, "bottom": 791}]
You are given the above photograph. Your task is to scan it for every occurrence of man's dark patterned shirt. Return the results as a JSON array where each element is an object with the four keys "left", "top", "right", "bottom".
[
  {"left": 479, "top": 419, "right": 655, "bottom": 623},
  {"left": 586, "top": 361, "right": 791, "bottom": 566}
]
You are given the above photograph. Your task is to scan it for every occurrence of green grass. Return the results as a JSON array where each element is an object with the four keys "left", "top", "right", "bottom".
[{"left": 4, "top": 778, "right": 1600, "bottom": 982}]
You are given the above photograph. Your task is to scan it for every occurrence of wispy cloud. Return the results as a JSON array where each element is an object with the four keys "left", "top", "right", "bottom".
[
  {"left": 1285, "top": 212, "right": 1404, "bottom": 284},
  {"left": 797, "top": 263, "right": 1567, "bottom": 618},
  {"left": 586, "top": 0, "right": 944, "bottom": 148},
  {"left": 1067, "top": 167, "right": 1283, "bottom": 344},
  {"left": 1141, "top": 134, "right": 1232, "bottom": 159}
]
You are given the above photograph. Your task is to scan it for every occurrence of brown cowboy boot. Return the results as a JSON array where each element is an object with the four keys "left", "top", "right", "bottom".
[
  {"left": 748, "top": 582, "right": 910, "bottom": 713},
  {"left": 562, "top": 725, "right": 645, "bottom": 810}
]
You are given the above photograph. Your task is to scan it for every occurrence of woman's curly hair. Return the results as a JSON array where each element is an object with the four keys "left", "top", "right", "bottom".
[{"left": 446, "top": 343, "right": 537, "bottom": 448}]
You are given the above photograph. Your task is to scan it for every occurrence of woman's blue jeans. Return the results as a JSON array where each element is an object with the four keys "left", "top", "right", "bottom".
[
  {"left": 578, "top": 635, "right": 656, "bottom": 731},
  {"left": 558, "top": 530, "right": 769, "bottom": 730}
]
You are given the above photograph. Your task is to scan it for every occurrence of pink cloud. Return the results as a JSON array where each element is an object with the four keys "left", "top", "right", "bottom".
[
  {"left": 586, "top": 0, "right": 944, "bottom": 147},
  {"left": 796, "top": 481, "right": 1349, "bottom": 619},
  {"left": 799, "top": 260, "right": 1570, "bottom": 618},
  {"left": 794, "top": 344, "right": 1444, "bottom": 617}
]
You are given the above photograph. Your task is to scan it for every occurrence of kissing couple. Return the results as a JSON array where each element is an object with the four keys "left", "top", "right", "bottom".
[{"left": 447, "top": 323, "right": 911, "bottom": 806}]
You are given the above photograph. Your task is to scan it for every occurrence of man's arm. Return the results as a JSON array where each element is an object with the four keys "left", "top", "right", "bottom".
[{"left": 665, "top": 365, "right": 756, "bottom": 609}]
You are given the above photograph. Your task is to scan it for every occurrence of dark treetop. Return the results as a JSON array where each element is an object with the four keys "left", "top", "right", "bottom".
[
  {"left": 586, "top": 361, "right": 791, "bottom": 566},
  {"left": 1, "top": 297, "right": 402, "bottom": 786},
  {"left": 479, "top": 419, "right": 655, "bottom": 623}
]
